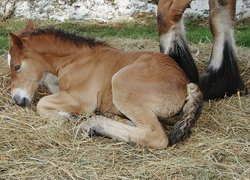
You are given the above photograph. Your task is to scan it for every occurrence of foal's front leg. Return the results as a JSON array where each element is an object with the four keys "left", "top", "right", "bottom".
[
  {"left": 37, "top": 91, "right": 90, "bottom": 117},
  {"left": 40, "top": 73, "right": 59, "bottom": 94}
]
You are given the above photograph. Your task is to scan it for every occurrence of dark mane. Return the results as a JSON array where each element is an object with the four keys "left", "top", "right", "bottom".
[{"left": 20, "top": 27, "right": 107, "bottom": 48}]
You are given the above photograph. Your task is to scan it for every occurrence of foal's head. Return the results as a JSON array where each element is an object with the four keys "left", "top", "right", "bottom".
[
  {"left": 8, "top": 21, "right": 107, "bottom": 107},
  {"left": 8, "top": 22, "right": 47, "bottom": 107}
]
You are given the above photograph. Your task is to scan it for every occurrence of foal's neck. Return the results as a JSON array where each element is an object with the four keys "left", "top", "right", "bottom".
[{"left": 37, "top": 45, "right": 107, "bottom": 75}]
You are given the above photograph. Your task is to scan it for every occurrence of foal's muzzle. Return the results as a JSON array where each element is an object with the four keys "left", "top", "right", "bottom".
[{"left": 13, "top": 95, "right": 31, "bottom": 107}]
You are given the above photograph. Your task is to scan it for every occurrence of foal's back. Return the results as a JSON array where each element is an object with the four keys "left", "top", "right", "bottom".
[{"left": 79, "top": 47, "right": 189, "bottom": 116}]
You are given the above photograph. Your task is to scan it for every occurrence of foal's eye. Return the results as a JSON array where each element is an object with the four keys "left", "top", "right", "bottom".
[{"left": 14, "top": 65, "right": 21, "bottom": 71}]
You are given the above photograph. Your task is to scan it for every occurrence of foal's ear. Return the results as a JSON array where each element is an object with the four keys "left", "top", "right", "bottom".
[
  {"left": 9, "top": 33, "right": 23, "bottom": 49},
  {"left": 24, "top": 20, "right": 35, "bottom": 31}
]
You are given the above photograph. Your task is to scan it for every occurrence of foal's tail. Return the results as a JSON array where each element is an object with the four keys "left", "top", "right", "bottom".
[{"left": 169, "top": 83, "right": 203, "bottom": 145}]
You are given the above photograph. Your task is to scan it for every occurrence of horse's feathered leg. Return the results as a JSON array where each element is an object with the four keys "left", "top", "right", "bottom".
[
  {"left": 157, "top": 0, "right": 199, "bottom": 84},
  {"left": 200, "top": 0, "right": 247, "bottom": 100}
]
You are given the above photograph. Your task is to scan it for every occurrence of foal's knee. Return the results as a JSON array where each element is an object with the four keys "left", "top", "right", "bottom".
[{"left": 36, "top": 96, "right": 52, "bottom": 116}]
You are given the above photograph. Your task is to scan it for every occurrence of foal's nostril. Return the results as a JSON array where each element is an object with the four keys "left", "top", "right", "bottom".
[
  {"left": 13, "top": 95, "right": 31, "bottom": 107},
  {"left": 13, "top": 95, "right": 21, "bottom": 105},
  {"left": 22, "top": 97, "right": 31, "bottom": 107},
  {"left": 13, "top": 96, "right": 18, "bottom": 105}
]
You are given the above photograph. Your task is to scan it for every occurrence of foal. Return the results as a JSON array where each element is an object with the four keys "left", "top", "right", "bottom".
[
  {"left": 158, "top": 0, "right": 247, "bottom": 100},
  {"left": 8, "top": 24, "right": 202, "bottom": 149}
]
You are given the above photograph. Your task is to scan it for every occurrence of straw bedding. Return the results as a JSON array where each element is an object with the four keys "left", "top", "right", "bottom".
[{"left": 0, "top": 38, "right": 249, "bottom": 179}]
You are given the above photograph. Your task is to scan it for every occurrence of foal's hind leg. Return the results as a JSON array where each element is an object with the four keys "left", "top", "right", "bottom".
[
  {"left": 157, "top": 0, "right": 199, "bottom": 84},
  {"left": 200, "top": 0, "right": 247, "bottom": 99},
  {"left": 77, "top": 99, "right": 168, "bottom": 149},
  {"left": 77, "top": 67, "right": 169, "bottom": 149}
]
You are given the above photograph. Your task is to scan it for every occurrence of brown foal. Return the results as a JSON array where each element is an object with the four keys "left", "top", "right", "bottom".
[{"left": 8, "top": 22, "right": 202, "bottom": 149}]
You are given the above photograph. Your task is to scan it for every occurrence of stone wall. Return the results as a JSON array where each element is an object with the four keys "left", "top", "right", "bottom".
[{"left": 0, "top": 0, "right": 249, "bottom": 22}]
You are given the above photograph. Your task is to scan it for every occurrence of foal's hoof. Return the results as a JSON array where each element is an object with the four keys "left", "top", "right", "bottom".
[
  {"left": 168, "top": 121, "right": 191, "bottom": 146},
  {"left": 75, "top": 121, "right": 97, "bottom": 138}
]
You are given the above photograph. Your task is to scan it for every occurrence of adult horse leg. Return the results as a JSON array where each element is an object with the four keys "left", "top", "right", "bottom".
[
  {"left": 200, "top": 0, "right": 247, "bottom": 99},
  {"left": 157, "top": 0, "right": 199, "bottom": 84}
]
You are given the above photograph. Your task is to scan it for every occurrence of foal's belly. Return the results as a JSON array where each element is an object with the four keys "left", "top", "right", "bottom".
[{"left": 96, "top": 86, "right": 121, "bottom": 116}]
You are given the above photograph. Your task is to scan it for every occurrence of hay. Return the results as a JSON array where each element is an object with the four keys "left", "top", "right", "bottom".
[{"left": 0, "top": 39, "right": 249, "bottom": 179}]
